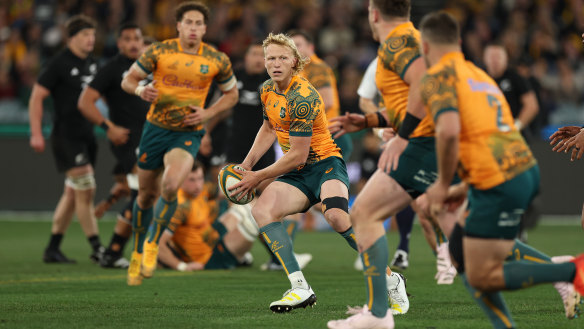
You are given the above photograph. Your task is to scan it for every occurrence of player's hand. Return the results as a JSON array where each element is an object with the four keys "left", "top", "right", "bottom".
[
  {"left": 562, "top": 130, "right": 584, "bottom": 161},
  {"left": 329, "top": 112, "right": 366, "bottom": 138},
  {"left": 30, "top": 134, "right": 45, "bottom": 153},
  {"left": 184, "top": 105, "right": 211, "bottom": 126},
  {"left": 444, "top": 182, "right": 468, "bottom": 212},
  {"left": 199, "top": 133, "right": 212, "bottom": 156},
  {"left": 424, "top": 180, "right": 450, "bottom": 219},
  {"left": 140, "top": 82, "right": 158, "bottom": 102},
  {"left": 380, "top": 128, "right": 396, "bottom": 142},
  {"left": 550, "top": 126, "right": 581, "bottom": 148},
  {"left": 185, "top": 262, "right": 204, "bottom": 271},
  {"left": 229, "top": 167, "right": 262, "bottom": 202},
  {"left": 106, "top": 124, "right": 130, "bottom": 146},
  {"left": 377, "top": 135, "right": 408, "bottom": 173}
]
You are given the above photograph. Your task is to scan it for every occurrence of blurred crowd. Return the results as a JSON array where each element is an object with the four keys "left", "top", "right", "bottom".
[{"left": 1, "top": 0, "right": 584, "bottom": 131}]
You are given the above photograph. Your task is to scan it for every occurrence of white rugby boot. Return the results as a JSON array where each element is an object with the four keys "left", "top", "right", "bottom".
[
  {"left": 327, "top": 304, "right": 394, "bottom": 329},
  {"left": 551, "top": 255, "right": 582, "bottom": 319},
  {"left": 269, "top": 285, "right": 317, "bottom": 313},
  {"left": 435, "top": 242, "right": 456, "bottom": 284},
  {"left": 386, "top": 270, "right": 409, "bottom": 315}
]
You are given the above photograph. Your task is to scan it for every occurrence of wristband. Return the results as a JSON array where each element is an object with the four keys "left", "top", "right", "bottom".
[
  {"left": 177, "top": 262, "right": 188, "bottom": 272},
  {"left": 134, "top": 85, "right": 145, "bottom": 97},
  {"left": 99, "top": 121, "right": 109, "bottom": 131},
  {"left": 514, "top": 119, "right": 523, "bottom": 131},
  {"left": 397, "top": 112, "right": 421, "bottom": 140},
  {"left": 364, "top": 111, "right": 388, "bottom": 128}
]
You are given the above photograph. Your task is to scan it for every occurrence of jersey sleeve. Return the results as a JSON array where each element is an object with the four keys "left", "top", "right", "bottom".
[
  {"left": 36, "top": 57, "right": 60, "bottom": 91},
  {"left": 357, "top": 58, "right": 378, "bottom": 99},
  {"left": 88, "top": 62, "right": 112, "bottom": 94},
  {"left": 259, "top": 83, "right": 269, "bottom": 120},
  {"left": 215, "top": 52, "right": 236, "bottom": 92},
  {"left": 378, "top": 34, "right": 420, "bottom": 79},
  {"left": 421, "top": 67, "right": 458, "bottom": 121},
  {"left": 135, "top": 43, "right": 159, "bottom": 75},
  {"left": 288, "top": 84, "right": 321, "bottom": 137}
]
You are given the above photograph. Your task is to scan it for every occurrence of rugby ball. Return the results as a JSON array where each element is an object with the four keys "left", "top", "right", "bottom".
[{"left": 218, "top": 164, "right": 255, "bottom": 205}]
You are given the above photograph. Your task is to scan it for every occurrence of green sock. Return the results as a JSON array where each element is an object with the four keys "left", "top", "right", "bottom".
[
  {"left": 503, "top": 261, "right": 576, "bottom": 290},
  {"left": 461, "top": 274, "right": 515, "bottom": 329},
  {"left": 361, "top": 235, "right": 389, "bottom": 318},
  {"left": 131, "top": 203, "right": 153, "bottom": 254},
  {"left": 433, "top": 223, "right": 448, "bottom": 245},
  {"left": 147, "top": 197, "right": 178, "bottom": 244},
  {"left": 259, "top": 222, "right": 300, "bottom": 275},
  {"left": 283, "top": 219, "right": 299, "bottom": 241},
  {"left": 505, "top": 239, "right": 551, "bottom": 263},
  {"left": 340, "top": 226, "right": 358, "bottom": 251}
]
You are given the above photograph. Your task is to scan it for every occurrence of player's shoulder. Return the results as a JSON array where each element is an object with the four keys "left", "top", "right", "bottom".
[
  {"left": 421, "top": 61, "right": 459, "bottom": 100},
  {"left": 287, "top": 76, "right": 320, "bottom": 101},
  {"left": 260, "top": 78, "right": 275, "bottom": 95},
  {"left": 200, "top": 42, "right": 230, "bottom": 63}
]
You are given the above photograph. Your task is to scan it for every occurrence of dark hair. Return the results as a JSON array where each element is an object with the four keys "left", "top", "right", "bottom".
[
  {"left": 192, "top": 160, "right": 204, "bottom": 172},
  {"left": 371, "top": 0, "right": 410, "bottom": 18},
  {"left": 288, "top": 29, "right": 314, "bottom": 44},
  {"left": 143, "top": 36, "right": 156, "bottom": 46},
  {"left": 419, "top": 11, "right": 460, "bottom": 44},
  {"left": 246, "top": 42, "right": 263, "bottom": 53},
  {"left": 117, "top": 22, "right": 140, "bottom": 38},
  {"left": 65, "top": 15, "right": 96, "bottom": 38},
  {"left": 175, "top": 1, "right": 210, "bottom": 24}
]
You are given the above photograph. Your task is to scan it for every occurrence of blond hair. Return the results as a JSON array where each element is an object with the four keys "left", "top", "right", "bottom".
[{"left": 262, "top": 32, "right": 308, "bottom": 75}]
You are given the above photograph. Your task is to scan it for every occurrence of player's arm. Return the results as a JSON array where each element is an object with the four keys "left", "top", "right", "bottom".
[
  {"left": 434, "top": 111, "right": 460, "bottom": 188},
  {"left": 78, "top": 86, "right": 129, "bottom": 145},
  {"left": 357, "top": 57, "right": 380, "bottom": 114},
  {"left": 515, "top": 91, "right": 538, "bottom": 130},
  {"left": 184, "top": 85, "right": 238, "bottom": 127},
  {"left": 121, "top": 63, "right": 158, "bottom": 102},
  {"left": 240, "top": 119, "right": 277, "bottom": 170},
  {"left": 28, "top": 83, "right": 50, "bottom": 153}
]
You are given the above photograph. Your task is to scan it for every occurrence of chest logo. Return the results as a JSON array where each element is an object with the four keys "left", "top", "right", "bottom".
[
  {"left": 280, "top": 107, "right": 286, "bottom": 118},
  {"left": 200, "top": 64, "right": 209, "bottom": 74},
  {"left": 168, "top": 61, "right": 179, "bottom": 70},
  {"left": 70, "top": 67, "right": 79, "bottom": 76}
]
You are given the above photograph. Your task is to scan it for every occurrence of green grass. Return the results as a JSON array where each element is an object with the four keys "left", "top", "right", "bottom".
[{"left": 0, "top": 217, "right": 583, "bottom": 329}]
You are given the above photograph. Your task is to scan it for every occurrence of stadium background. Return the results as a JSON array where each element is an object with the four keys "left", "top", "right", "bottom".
[{"left": 0, "top": 0, "right": 583, "bottom": 215}]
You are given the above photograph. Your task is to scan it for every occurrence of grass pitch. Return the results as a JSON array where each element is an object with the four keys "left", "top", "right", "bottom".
[{"left": 0, "top": 216, "right": 583, "bottom": 329}]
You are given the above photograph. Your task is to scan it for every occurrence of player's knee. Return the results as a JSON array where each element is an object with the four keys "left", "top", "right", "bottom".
[
  {"left": 137, "top": 189, "right": 157, "bottom": 208},
  {"left": 250, "top": 203, "right": 270, "bottom": 227},
  {"left": 160, "top": 179, "right": 180, "bottom": 199},
  {"left": 65, "top": 173, "right": 96, "bottom": 191},
  {"left": 449, "top": 223, "right": 465, "bottom": 274},
  {"left": 466, "top": 270, "right": 500, "bottom": 292},
  {"left": 229, "top": 204, "right": 259, "bottom": 242}
]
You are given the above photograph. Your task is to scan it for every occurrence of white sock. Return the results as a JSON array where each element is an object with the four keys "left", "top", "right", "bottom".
[{"left": 288, "top": 271, "right": 309, "bottom": 289}]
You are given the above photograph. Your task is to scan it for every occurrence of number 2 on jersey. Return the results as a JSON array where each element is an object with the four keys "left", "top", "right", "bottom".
[{"left": 487, "top": 94, "right": 511, "bottom": 132}]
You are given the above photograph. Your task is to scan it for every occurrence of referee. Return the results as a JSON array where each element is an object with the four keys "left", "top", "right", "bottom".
[
  {"left": 78, "top": 23, "right": 150, "bottom": 268},
  {"left": 28, "top": 15, "right": 103, "bottom": 264}
]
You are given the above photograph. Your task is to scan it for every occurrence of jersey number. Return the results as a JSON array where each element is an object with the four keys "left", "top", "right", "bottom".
[{"left": 487, "top": 95, "right": 511, "bottom": 132}]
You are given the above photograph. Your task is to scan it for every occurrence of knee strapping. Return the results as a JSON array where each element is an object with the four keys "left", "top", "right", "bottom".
[
  {"left": 321, "top": 197, "right": 348, "bottom": 213},
  {"left": 126, "top": 173, "right": 139, "bottom": 190},
  {"left": 449, "top": 223, "right": 465, "bottom": 274},
  {"left": 65, "top": 173, "right": 96, "bottom": 190},
  {"left": 228, "top": 204, "right": 259, "bottom": 242}
]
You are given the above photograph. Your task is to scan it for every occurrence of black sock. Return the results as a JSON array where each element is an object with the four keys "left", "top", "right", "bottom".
[
  {"left": 88, "top": 235, "right": 102, "bottom": 252},
  {"left": 107, "top": 233, "right": 129, "bottom": 255},
  {"left": 47, "top": 234, "right": 63, "bottom": 251},
  {"left": 396, "top": 206, "right": 415, "bottom": 253}
]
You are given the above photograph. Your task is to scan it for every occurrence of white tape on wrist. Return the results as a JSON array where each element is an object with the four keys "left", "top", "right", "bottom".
[
  {"left": 514, "top": 119, "right": 523, "bottom": 131},
  {"left": 177, "top": 262, "right": 188, "bottom": 272},
  {"left": 134, "top": 85, "right": 145, "bottom": 97}
]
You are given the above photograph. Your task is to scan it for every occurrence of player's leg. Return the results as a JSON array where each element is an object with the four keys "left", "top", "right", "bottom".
[
  {"left": 252, "top": 181, "right": 316, "bottom": 312},
  {"left": 94, "top": 174, "right": 130, "bottom": 218},
  {"left": 66, "top": 164, "right": 104, "bottom": 262},
  {"left": 390, "top": 206, "right": 414, "bottom": 271},
  {"left": 350, "top": 169, "right": 412, "bottom": 319},
  {"left": 44, "top": 183, "right": 76, "bottom": 263}
]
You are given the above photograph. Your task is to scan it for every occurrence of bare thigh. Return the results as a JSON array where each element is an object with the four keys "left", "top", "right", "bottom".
[{"left": 251, "top": 181, "right": 310, "bottom": 227}]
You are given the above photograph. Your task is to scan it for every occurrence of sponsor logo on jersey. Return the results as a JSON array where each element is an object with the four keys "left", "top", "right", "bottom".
[
  {"left": 200, "top": 64, "right": 209, "bottom": 74},
  {"left": 168, "top": 60, "right": 179, "bottom": 70},
  {"left": 139, "top": 152, "right": 148, "bottom": 163},
  {"left": 70, "top": 67, "right": 79, "bottom": 76},
  {"left": 185, "top": 140, "right": 192, "bottom": 146},
  {"left": 325, "top": 167, "right": 333, "bottom": 174}
]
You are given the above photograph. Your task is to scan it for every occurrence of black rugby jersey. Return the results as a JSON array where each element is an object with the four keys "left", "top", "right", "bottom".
[{"left": 37, "top": 48, "right": 97, "bottom": 137}]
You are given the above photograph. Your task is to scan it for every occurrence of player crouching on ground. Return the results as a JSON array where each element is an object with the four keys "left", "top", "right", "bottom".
[{"left": 152, "top": 161, "right": 256, "bottom": 272}]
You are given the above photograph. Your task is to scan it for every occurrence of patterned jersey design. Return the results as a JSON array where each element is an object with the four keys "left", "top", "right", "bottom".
[
  {"left": 167, "top": 184, "right": 219, "bottom": 264},
  {"left": 421, "top": 52, "right": 536, "bottom": 189},
  {"left": 136, "top": 39, "right": 235, "bottom": 131},
  {"left": 260, "top": 75, "right": 341, "bottom": 167},
  {"left": 299, "top": 54, "right": 340, "bottom": 119},
  {"left": 376, "top": 22, "right": 434, "bottom": 137}
]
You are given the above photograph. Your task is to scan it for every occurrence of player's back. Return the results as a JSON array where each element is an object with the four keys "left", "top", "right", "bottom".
[
  {"left": 300, "top": 55, "right": 340, "bottom": 119},
  {"left": 376, "top": 22, "right": 434, "bottom": 138},
  {"left": 422, "top": 52, "right": 536, "bottom": 190},
  {"left": 170, "top": 186, "right": 219, "bottom": 263},
  {"left": 136, "top": 39, "right": 234, "bottom": 131},
  {"left": 260, "top": 75, "right": 341, "bottom": 166}
]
